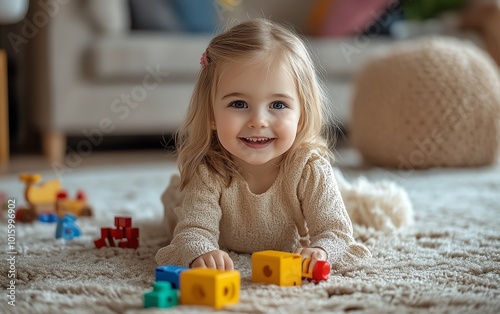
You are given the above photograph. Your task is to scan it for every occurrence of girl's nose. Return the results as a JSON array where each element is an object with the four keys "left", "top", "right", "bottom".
[{"left": 248, "top": 109, "right": 269, "bottom": 128}]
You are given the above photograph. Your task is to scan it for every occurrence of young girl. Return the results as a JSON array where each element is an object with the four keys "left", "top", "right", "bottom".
[{"left": 155, "top": 18, "right": 371, "bottom": 273}]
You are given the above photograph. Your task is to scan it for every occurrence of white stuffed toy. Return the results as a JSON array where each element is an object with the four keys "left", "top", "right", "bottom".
[{"left": 333, "top": 168, "right": 414, "bottom": 233}]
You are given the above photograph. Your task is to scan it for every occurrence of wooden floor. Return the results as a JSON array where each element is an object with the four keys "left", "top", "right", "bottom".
[
  {"left": 0, "top": 137, "right": 357, "bottom": 177},
  {"left": 0, "top": 149, "right": 176, "bottom": 177}
]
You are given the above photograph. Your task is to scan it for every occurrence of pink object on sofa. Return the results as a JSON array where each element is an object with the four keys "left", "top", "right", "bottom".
[{"left": 319, "top": 0, "right": 398, "bottom": 36}]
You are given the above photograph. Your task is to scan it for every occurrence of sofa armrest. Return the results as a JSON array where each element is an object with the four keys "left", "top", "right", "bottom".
[{"left": 28, "top": 0, "right": 130, "bottom": 132}]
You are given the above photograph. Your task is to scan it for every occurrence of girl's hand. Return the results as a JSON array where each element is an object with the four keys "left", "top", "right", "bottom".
[
  {"left": 294, "top": 247, "right": 328, "bottom": 274},
  {"left": 191, "top": 250, "right": 234, "bottom": 271}
]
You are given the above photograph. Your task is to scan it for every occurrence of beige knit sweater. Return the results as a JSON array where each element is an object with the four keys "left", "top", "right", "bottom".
[{"left": 155, "top": 149, "right": 371, "bottom": 269}]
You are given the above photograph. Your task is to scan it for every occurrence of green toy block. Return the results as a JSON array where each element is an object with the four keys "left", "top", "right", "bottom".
[{"left": 144, "top": 282, "right": 178, "bottom": 308}]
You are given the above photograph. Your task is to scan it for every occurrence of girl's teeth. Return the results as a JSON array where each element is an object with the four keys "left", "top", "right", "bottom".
[{"left": 246, "top": 138, "right": 269, "bottom": 142}]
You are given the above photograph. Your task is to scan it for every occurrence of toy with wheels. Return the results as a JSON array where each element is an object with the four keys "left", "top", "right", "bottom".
[{"left": 16, "top": 174, "right": 93, "bottom": 223}]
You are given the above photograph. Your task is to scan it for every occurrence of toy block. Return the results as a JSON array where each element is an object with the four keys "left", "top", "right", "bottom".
[
  {"left": 101, "top": 228, "right": 110, "bottom": 238},
  {"left": 55, "top": 214, "right": 81, "bottom": 240},
  {"left": 94, "top": 238, "right": 107, "bottom": 249},
  {"left": 115, "top": 216, "right": 132, "bottom": 228},
  {"left": 180, "top": 268, "right": 240, "bottom": 309},
  {"left": 95, "top": 217, "right": 139, "bottom": 249},
  {"left": 302, "top": 258, "right": 330, "bottom": 282},
  {"left": 125, "top": 238, "right": 139, "bottom": 249},
  {"left": 58, "top": 199, "right": 86, "bottom": 217},
  {"left": 125, "top": 227, "right": 139, "bottom": 239},
  {"left": 110, "top": 228, "right": 124, "bottom": 239},
  {"left": 38, "top": 212, "right": 58, "bottom": 223},
  {"left": 106, "top": 234, "right": 116, "bottom": 247},
  {"left": 252, "top": 250, "right": 302, "bottom": 287},
  {"left": 98, "top": 227, "right": 115, "bottom": 247},
  {"left": 156, "top": 265, "right": 189, "bottom": 289},
  {"left": 144, "top": 282, "right": 178, "bottom": 309},
  {"left": 117, "top": 238, "right": 139, "bottom": 249}
]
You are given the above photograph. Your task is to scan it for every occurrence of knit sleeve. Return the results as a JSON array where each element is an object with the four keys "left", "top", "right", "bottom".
[
  {"left": 298, "top": 156, "right": 371, "bottom": 269},
  {"left": 155, "top": 166, "right": 222, "bottom": 267}
]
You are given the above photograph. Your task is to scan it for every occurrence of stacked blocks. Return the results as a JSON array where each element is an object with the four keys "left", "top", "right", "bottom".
[
  {"left": 156, "top": 265, "right": 189, "bottom": 289},
  {"left": 180, "top": 268, "right": 240, "bottom": 309},
  {"left": 94, "top": 216, "right": 139, "bottom": 249},
  {"left": 55, "top": 214, "right": 81, "bottom": 240},
  {"left": 252, "top": 250, "right": 302, "bottom": 286},
  {"left": 146, "top": 266, "right": 240, "bottom": 310},
  {"left": 144, "top": 282, "right": 178, "bottom": 309}
]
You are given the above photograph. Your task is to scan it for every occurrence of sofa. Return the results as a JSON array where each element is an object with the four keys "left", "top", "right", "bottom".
[{"left": 25, "top": 0, "right": 476, "bottom": 161}]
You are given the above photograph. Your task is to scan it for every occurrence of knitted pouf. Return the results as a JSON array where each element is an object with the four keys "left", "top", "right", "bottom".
[{"left": 350, "top": 37, "right": 500, "bottom": 171}]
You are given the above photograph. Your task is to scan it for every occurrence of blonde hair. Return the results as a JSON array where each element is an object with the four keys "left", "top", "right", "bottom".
[{"left": 176, "top": 18, "right": 335, "bottom": 189}]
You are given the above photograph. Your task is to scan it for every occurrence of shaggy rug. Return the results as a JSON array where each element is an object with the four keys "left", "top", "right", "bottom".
[{"left": 0, "top": 156, "right": 499, "bottom": 314}]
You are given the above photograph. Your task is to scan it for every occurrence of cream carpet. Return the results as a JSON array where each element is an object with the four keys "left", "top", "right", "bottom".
[{"left": 0, "top": 156, "right": 499, "bottom": 314}]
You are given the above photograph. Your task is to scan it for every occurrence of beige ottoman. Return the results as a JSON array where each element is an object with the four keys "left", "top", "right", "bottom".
[{"left": 350, "top": 37, "right": 500, "bottom": 171}]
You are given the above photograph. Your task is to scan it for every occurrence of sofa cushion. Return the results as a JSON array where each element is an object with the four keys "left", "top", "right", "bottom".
[
  {"left": 88, "top": 34, "right": 212, "bottom": 79},
  {"left": 88, "top": 33, "right": 396, "bottom": 80},
  {"left": 129, "top": 0, "right": 219, "bottom": 33}
]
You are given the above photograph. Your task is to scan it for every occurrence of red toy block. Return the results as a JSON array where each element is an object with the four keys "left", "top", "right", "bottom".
[
  {"left": 95, "top": 217, "right": 139, "bottom": 249},
  {"left": 94, "top": 238, "right": 107, "bottom": 249},
  {"left": 95, "top": 230, "right": 117, "bottom": 248},
  {"left": 118, "top": 239, "right": 139, "bottom": 249},
  {"left": 101, "top": 227, "right": 110, "bottom": 238},
  {"left": 126, "top": 239, "right": 139, "bottom": 249},
  {"left": 125, "top": 227, "right": 139, "bottom": 239},
  {"left": 110, "top": 228, "right": 124, "bottom": 239},
  {"left": 100, "top": 227, "right": 115, "bottom": 246},
  {"left": 115, "top": 216, "right": 132, "bottom": 228},
  {"left": 118, "top": 241, "right": 128, "bottom": 248}
]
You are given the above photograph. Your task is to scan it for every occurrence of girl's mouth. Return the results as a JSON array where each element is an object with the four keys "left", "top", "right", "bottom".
[{"left": 239, "top": 137, "right": 275, "bottom": 148}]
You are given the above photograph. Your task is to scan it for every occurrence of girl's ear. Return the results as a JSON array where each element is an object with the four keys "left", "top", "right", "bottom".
[{"left": 211, "top": 121, "right": 217, "bottom": 130}]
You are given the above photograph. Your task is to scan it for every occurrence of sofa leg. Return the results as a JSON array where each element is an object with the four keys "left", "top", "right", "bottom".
[
  {"left": 43, "top": 132, "right": 66, "bottom": 163},
  {"left": 0, "top": 50, "right": 8, "bottom": 164}
]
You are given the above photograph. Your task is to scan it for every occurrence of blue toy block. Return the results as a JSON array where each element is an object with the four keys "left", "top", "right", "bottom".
[
  {"left": 156, "top": 265, "right": 189, "bottom": 289},
  {"left": 144, "top": 282, "right": 178, "bottom": 308},
  {"left": 39, "top": 213, "right": 58, "bottom": 223},
  {"left": 55, "top": 214, "right": 81, "bottom": 240}
]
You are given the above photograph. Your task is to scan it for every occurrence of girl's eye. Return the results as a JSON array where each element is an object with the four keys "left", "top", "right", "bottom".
[
  {"left": 270, "top": 102, "right": 287, "bottom": 109},
  {"left": 229, "top": 101, "right": 247, "bottom": 109}
]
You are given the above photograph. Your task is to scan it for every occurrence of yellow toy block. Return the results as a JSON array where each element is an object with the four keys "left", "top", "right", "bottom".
[
  {"left": 252, "top": 250, "right": 302, "bottom": 286},
  {"left": 180, "top": 268, "right": 240, "bottom": 309}
]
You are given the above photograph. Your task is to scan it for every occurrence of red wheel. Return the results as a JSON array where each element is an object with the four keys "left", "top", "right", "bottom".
[
  {"left": 16, "top": 208, "right": 37, "bottom": 223},
  {"left": 312, "top": 261, "right": 331, "bottom": 282}
]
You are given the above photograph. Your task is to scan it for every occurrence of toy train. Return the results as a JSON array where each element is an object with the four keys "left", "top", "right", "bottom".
[
  {"left": 15, "top": 174, "right": 93, "bottom": 223},
  {"left": 252, "top": 250, "right": 330, "bottom": 286}
]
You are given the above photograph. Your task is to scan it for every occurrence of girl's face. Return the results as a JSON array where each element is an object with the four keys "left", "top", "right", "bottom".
[{"left": 213, "top": 59, "right": 301, "bottom": 168}]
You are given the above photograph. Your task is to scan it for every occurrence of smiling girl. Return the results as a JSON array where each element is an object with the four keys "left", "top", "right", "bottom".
[{"left": 155, "top": 18, "right": 371, "bottom": 274}]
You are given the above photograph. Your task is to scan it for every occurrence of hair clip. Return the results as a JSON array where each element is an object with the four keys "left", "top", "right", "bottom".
[{"left": 200, "top": 50, "right": 209, "bottom": 69}]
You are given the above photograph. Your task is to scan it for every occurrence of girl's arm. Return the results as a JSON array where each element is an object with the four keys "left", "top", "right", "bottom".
[
  {"left": 298, "top": 156, "right": 371, "bottom": 269},
  {"left": 155, "top": 166, "right": 223, "bottom": 267}
]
